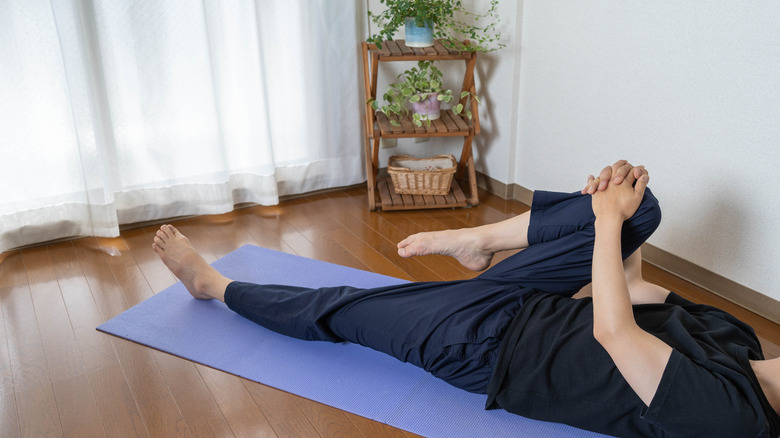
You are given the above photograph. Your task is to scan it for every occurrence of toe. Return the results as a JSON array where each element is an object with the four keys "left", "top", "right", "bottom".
[{"left": 167, "top": 225, "right": 182, "bottom": 237}]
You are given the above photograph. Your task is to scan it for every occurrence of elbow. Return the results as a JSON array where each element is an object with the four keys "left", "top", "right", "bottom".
[
  {"left": 592, "top": 322, "right": 610, "bottom": 345},
  {"left": 592, "top": 321, "right": 625, "bottom": 347}
]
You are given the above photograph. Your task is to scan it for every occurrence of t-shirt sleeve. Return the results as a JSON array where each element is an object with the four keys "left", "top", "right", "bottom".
[
  {"left": 641, "top": 350, "right": 765, "bottom": 437},
  {"left": 664, "top": 291, "right": 695, "bottom": 306}
]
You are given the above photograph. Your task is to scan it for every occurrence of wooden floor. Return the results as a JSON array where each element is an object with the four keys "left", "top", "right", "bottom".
[{"left": 1, "top": 186, "right": 778, "bottom": 437}]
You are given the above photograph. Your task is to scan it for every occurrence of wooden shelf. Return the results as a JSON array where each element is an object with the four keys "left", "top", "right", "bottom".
[
  {"left": 375, "top": 39, "right": 474, "bottom": 61},
  {"left": 377, "top": 176, "right": 468, "bottom": 211},
  {"left": 376, "top": 109, "right": 473, "bottom": 138},
  {"left": 362, "top": 39, "right": 480, "bottom": 211}
]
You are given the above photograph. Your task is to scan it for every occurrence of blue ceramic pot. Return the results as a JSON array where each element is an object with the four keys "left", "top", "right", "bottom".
[{"left": 404, "top": 17, "right": 434, "bottom": 48}]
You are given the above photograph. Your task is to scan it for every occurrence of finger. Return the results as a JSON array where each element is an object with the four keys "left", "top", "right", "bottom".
[
  {"left": 624, "top": 164, "right": 639, "bottom": 186},
  {"left": 634, "top": 171, "right": 650, "bottom": 196},
  {"left": 636, "top": 167, "right": 649, "bottom": 187},
  {"left": 581, "top": 174, "right": 595, "bottom": 194},
  {"left": 633, "top": 165, "right": 646, "bottom": 181},
  {"left": 611, "top": 161, "right": 634, "bottom": 185},
  {"left": 597, "top": 166, "right": 612, "bottom": 191},
  {"left": 611, "top": 159, "right": 628, "bottom": 168},
  {"left": 588, "top": 176, "right": 602, "bottom": 195}
]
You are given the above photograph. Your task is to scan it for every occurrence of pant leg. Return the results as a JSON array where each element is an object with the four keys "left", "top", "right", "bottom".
[
  {"left": 477, "top": 189, "right": 661, "bottom": 294},
  {"left": 225, "top": 278, "right": 530, "bottom": 393}
]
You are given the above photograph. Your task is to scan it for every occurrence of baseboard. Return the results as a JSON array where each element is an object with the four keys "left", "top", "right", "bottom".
[
  {"left": 641, "top": 245, "right": 780, "bottom": 324},
  {"left": 475, "top": 172, "right": 780, "bottom": 325},
  {"left": 475, "top": 171, "right": 533, "bottom": 205}
]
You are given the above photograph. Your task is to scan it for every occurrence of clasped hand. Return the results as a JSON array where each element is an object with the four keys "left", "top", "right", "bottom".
[{"left": 581, "top": 160, "right": 650, "bottom": 222}]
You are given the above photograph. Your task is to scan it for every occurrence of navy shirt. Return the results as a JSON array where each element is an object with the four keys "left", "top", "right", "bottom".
[{"left": 486, "top": 291, "right": 780, "bottom": 438}]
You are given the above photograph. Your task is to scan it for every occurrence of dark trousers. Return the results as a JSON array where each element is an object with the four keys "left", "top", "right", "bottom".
[{"left": 224, "top": 190, "right": 661, "bottom": 393}]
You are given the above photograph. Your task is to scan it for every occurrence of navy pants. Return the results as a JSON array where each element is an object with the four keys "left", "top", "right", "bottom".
[{"left": 224, "top": 190, "right": 661, "bottom": 393}]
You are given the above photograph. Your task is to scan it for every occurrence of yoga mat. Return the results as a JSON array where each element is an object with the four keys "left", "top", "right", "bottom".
[{"left": 98, "top": 245, "right": 611, "bottom": 438}]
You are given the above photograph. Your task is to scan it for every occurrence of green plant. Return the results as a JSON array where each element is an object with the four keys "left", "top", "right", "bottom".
[
  {"left": 367, "top": 0, "right": 505, "bottom": 52},
  {"left": 369, "top": 61, "right": 479, "bottom": 127}
]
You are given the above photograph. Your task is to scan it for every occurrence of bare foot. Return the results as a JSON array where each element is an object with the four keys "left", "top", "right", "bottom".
[
  {"left": 397, "top": 229, "right": 494, "bottom": 271},
  {"left": 152, "top": 224, "right": 231, "bottom": 301}
]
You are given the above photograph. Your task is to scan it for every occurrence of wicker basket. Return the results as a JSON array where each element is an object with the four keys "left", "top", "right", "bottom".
[{"left": 388, "top": 154, "right": 457, "bottom": 196}]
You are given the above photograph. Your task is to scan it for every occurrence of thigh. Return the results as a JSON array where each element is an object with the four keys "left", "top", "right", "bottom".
[
  {"left": 478, "top": 189, "right": 661, "bottom": 294},
  {"left": 328, "top": 279, "right": 530, "bottom": 393}
]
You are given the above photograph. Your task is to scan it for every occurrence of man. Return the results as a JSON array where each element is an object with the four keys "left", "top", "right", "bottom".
[{"left": 153, "top": 161, "right": 780, "bottom": 437}]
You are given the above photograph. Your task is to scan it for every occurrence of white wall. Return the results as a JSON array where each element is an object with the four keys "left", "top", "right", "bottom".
[{"left": 512, "top": 1, "right": 780, "bottom": 301}]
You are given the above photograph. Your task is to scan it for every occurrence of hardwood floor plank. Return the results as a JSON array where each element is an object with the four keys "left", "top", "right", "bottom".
[
  {"left": 53, "top": 374, "right": 105, "bottom": 438},
  {"left": 0, "top": 391, "right": 20, "bottom": 438},
  {"left": 344, "top": 412, "right": 410, "bottom": 438},
  {"left": 243, "top": 380, "right": 322, "bottom": 438},
  {"left": 73, "top": 237, "right": 134, "bottom": 321},
  {"left": 0, "top": 286, "right": 15, "bottom": 397},
  {"left": 22, "top": 246, "right": 84, "bottom": 382},
  {"left": 88, "top": 365, "right": 148, "bottom": 437},
  {"left": 112, "top": 339, "right": 191, "bottom": 437},
  {"left": 327, "top": 227, "right": 412, "bottom": 280},
  {"left": 197, "top": 365, "right": 278, "bottom": 438},
  {"left": 48, "top": 242, "right": 119, "bottom": 374},
  {"left": 319, "top": 197, "right": 443, "bottom": 282},
  {"left": 232, "top": 207, "right": 294, "bottom": 253},
  {"left": 293, "top": 396, "right": 365, "bottom": 438},
  {"left": 100, "top": 238, "right": 156, "bottom": 308},
  {"left": 2, "top": 276, "right": 51, "bottom": 392},
  {"left": 153, "top": 351, "right": 233, "bottom": 437},
  {"left": 15, "top": 382, "right": 63, "bottom": 437}
]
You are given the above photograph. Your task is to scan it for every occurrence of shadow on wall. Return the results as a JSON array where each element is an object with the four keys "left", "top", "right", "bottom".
[{"left": 472, "top": 52, "right": 500, "bottom": 172}]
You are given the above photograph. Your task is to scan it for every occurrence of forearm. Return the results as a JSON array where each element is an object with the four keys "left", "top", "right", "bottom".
[{"left": 592, "top": 217, "right": 636, "bottom": 337}]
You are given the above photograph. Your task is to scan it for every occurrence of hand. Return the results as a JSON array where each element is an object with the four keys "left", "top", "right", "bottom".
[
  {"left": 581, "top": 160, "right": 647, "bottom": 195},
  {"left": 591, "top": 163, "right": 650, "bottom": 221}
]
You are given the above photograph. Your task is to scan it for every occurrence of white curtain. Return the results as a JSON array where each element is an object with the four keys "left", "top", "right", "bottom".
[{"left": 0, "top": 0, "right": 364, "bottom": 253}]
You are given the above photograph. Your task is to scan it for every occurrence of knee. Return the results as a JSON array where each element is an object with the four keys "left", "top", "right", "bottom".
[
  {"left": 621, "top": 188, "right": 662, "bottom": 255},
  {"left": 635, "top": 188, "right": 662, "bottom": 232}
]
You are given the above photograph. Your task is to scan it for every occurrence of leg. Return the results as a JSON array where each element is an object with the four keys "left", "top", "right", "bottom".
[
  {"left": 152, "top": 223, "right": 526, "bottom": 394},
  {"left": 153, "top": 224, "right": 231, "bottom": 301},
  {"left": 397, "top": 211, "right": 530, "bottom": 271},
  {"left": 477, "top": 189, "right": 661, "bottom": 295},
  {"left": 225, "top": 278, "right": 528, "bottom": 393}
]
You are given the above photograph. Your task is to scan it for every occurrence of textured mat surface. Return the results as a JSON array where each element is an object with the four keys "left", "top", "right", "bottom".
[{"left": 98, "top": 245, "right": 610, "bottom": 438}]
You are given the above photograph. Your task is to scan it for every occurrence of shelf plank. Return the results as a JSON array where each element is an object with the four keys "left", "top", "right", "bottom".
[
  {"left": 433, "top": 40, "right": 451, "bottom": 56},
  {"left": 397, "top": 40, "right": 415, "bottom": 56},
  {"left": 386, "top": 40, "right": 402, "bottom": 56},
  {"left": 378, "top": 176, "right": 468, "bottom": 211},
  {"left": 432, "top": 118, "right": 448, "bottom": 134},
  {"left": 376, "top": 110, "right": 471, "bottom": 138},
  {"left": 373, "top": 40, "right": 473, "bottom": 61}
]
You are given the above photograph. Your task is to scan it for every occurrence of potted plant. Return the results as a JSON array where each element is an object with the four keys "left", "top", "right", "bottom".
[
  {"left": 370, "top": 61, "right": 478, "bottom": 127},
  {"left": 367, "top": 0, "right": 504, "bottom": 52}
]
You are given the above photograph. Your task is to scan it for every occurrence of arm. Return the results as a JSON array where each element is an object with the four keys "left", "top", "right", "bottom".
[{"left": 591, "top": 164, "right": 673, "bottom": 407}]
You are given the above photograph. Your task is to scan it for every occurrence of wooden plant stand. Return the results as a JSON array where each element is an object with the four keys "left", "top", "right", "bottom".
[{"left": 361, "top": 39, "right": 480, "bottom": 211}]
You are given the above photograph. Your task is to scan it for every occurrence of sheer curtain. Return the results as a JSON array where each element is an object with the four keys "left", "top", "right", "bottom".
[{"left": 0, "top": 0, "right": 364, "bottom": 253}]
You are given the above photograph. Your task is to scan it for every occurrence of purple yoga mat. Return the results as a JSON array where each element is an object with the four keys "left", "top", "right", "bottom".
[{"left": 98, "top": 245, "right": 611, "bottom": 438}]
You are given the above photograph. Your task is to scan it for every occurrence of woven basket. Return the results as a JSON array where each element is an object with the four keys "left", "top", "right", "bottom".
[{"left": 388, "top": 155, "right": 457, "bottom": 196}]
